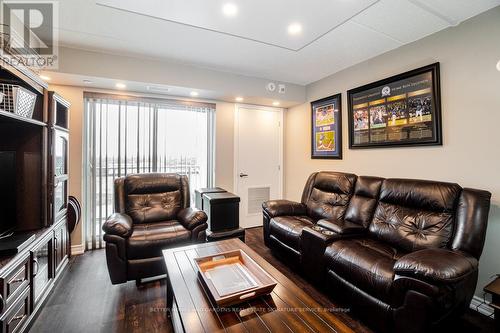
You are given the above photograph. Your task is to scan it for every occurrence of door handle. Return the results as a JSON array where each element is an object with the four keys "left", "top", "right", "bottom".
[
  {"left": 239, "top": 173, "right": 249, "bottom": 178},
  {"left": 33, "top": 258, "right": 39, "bottom": 276}
]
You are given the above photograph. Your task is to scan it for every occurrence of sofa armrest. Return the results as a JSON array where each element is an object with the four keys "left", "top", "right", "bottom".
[
  {"left": 317, "top": 218, "right": 365, "bottom": 235},
  {"left": 301, "top": 226, "right": 341, "bottom": 283},
  {"left": 262, "top": 200, "right": 306, "bottom": 218},
  {"left": 394, "top": 249, "right": 478, "bottom": 284},
  {"left": 177, "top": 207, "right": 208, "bottom": 230},
  {"left": 102, "top": 213, "right": 133, "bottom": 238}
]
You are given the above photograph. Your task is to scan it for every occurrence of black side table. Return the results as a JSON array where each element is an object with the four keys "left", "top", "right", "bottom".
[
  {"left": 203, "top": 192, "right": 240, "bottom": 231},
  {"left": 484, "top": 277, "right": 500, "bottom": 330},
  {"left": 194, "top": 187, "right": 226, "bottom": 210},
  {"left": 202, "top": 191, "right": 245, "bottom": 242}
]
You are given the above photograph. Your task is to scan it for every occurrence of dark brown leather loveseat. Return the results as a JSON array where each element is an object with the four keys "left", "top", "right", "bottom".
[
  {"left": 263, "top": 171, "right": 491, "bottom": 332},
  {"left": 103, "top": 173, "right": 208, "bottom": 284}
]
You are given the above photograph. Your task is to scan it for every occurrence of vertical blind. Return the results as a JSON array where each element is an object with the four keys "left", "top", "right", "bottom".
[{"left": 83, "top": 93, "right": 215, "bottom": 250}]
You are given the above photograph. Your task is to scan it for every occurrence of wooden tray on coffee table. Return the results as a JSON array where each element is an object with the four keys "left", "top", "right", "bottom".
[{"left": 194, "top": 249, "right": 277, "bottom": 307}]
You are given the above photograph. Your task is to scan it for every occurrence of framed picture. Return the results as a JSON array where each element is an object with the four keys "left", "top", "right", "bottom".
[
  {"left": 347, "top": 63, "right": 442, "bottom": 149},
  {"left": 311, "top": 93, "right": 342, "bottom": 159}
]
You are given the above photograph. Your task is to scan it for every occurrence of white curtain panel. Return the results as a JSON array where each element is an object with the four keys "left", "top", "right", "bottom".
[{"left": 83, "top": 93, "right": 215, "bottom": 250}]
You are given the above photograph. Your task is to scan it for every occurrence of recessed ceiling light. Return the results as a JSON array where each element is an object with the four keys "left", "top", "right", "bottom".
[
  {"left": 116, "top": 83, "right": 126, "bottom": 89},
  {"left": 83, "top": 79, "right": 93, "bottom": 84},
  {"left": 40, "top": 75, "right": 51, "bottom": 81},
  {"left": 496, "top": 60, "right": 500, "bottom": 72},
  {"left": 222, "top": 3, "right": 238, "bottom": 17},
  {"left": 287, "top": 23, "right": 302, "bottom": 35},
  {"left": 235, "top": 97, "right": 244, "bottom": 102},
  {"left": 190, "top": 91, "right": 199, "bottom": 97},
  {"left": 272, "top": 101, "right": 280, "bottom": 106}
]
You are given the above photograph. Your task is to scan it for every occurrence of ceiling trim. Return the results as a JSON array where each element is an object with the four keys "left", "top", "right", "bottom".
[
  {"left": 407, "top": 0, "right": 459, "bottom": 26},
  {"left": 349, "top": 20, "right": 405, "bottom": 45},
  {"left": 296, "top": 0, "right": 382, "bottom": 51}
]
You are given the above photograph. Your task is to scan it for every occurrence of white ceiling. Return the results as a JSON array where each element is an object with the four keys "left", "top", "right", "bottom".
[
  {"left": 96, "top": 0, "right": 379, "bottom": 51},
  {"left": 55, "top": 0, "right": 500, "bottom": 85}
]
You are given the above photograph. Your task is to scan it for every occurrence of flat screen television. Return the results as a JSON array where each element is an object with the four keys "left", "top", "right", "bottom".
[{"left": 0, "top": 152, "right": 16, "bottom": 237}]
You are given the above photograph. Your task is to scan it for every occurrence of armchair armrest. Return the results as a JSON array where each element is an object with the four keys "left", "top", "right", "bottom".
[
  {"left": 317, "top": 218, "right": 365, "bottom": 235},
  {"left": 262, "top": 200, "right": 306, "bottom": 218},
  {"left": 102, "top": 213, "right": 133, "bottom": 238},
  {"left": 177, "top": 207, "right": 208, "bottom": 230},
  {"left": 394, "top": 249, "right": 478, "bottom": 284}
]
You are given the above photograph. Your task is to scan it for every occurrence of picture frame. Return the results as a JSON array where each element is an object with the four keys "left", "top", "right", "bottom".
[
  {"left": 347, "top": 63, "right": 442, "bottom": 149},
  {"left": 311, "top": 93, "right": 342, "bottom": 159}
]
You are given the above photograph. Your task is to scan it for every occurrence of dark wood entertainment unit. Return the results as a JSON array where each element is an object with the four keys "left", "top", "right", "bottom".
[{"left": 0, "top": 62, "right": 71, "bottom": 333}]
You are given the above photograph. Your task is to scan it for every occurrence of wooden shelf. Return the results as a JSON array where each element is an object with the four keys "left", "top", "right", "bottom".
[{"left": 0, "top": 109, "right": 46, "bottom": 127}]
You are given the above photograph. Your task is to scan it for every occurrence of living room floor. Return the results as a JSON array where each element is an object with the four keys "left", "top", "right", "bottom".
[{"left": 30, "top": 227, "right": 495, "bottom": 333}]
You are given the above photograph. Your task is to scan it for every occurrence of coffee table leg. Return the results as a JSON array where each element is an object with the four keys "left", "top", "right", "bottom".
[{"left": 166, "top": 276, "right": 173, "bottom": 316}]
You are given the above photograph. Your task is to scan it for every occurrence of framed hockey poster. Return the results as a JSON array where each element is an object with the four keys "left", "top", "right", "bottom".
[{"left": 348, "top": 63, "right": 442, "bottom": 149}]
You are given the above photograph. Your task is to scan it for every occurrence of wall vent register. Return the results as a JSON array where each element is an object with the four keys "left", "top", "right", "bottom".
[{"left": 248, "top": 187, "right": 270, "bottom": 214}]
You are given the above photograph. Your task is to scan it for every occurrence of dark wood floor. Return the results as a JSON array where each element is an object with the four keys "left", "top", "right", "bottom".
[{"left": 30, "top": 227, "right": 495, "bottom": 333}]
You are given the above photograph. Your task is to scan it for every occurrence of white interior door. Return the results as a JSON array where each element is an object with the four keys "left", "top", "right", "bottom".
[{"left": 234, "top": 104, "right": 283, "bottom": 228}]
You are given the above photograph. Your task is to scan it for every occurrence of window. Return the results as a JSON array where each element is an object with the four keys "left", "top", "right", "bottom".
[{"left": 83, "top": 93, "right": 215, "bottom": 250}]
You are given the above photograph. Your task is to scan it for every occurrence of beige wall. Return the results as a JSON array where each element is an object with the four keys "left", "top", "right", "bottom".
[
  {"left": 284, "top": 7, "right": 500, "bottom": 297},
  {"left": 49, "top": 84, "right": 235, "bottom": 249},
  {"left": 214, "top": 102, "right": 235, "bottom": 192},
  {"left": 50, "top": 85, "right": 85, "bottom": 247}
]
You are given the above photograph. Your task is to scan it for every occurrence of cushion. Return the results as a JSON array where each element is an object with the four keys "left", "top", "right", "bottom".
[
  {"left": 378, "top": 178, "right": 461, "bottom": 212},
  {"left": 124, "top": 173, "right": 182, "bottom": 195},
  {"left": 304, "top": 172, "right": 356, "bottom": 221},
  {"left": 370, "top": 202, "right": 454, "bottom": 252},
  {"left": 325, "top": 237, "right": 406, "bottom": 302},
  {"left": 344, "top": 176, "right": 384, "bottom": 228},
  {"left": 126, "top": 191, "right": 181, "bottom": 224},
  {"left": 368, "top": 179, "right": 462, "bottom": 252},
  {"left": 127, "top": 221, "right": 190, "bottom": 259},
  {"left": 269, "top": 216, "right": 314, "bottom": 251}
]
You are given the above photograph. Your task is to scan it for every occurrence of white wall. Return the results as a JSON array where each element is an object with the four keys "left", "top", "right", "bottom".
[
  {"left": 49, "top": 47, "right": 306, "bottom": 107},
  {"left": 284, "top": 7, "right": 500, "bottom": 297}
]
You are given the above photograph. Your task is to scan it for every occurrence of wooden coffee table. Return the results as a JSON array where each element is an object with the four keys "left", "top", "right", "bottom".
[{"left": 162, "top": 238, "right": 353, "bottom": 333}]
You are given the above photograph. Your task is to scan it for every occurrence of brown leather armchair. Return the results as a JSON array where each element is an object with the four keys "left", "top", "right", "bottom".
[{"left": 103, "top": 173, "right": 208, "bottom": 284}]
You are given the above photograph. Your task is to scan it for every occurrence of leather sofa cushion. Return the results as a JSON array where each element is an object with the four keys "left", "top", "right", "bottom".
[
  {"left": 344, "top": 176, "right": 384, "bottom": 228},
  {"left": 127, "top": 221, "right": 190, "bottom": 259},
  {"left": 124, "top": 173, "right": 182, "bottom": 195},
  {"left": 368, "top": 179, "right": 462, "bottom": 252},
  {"left": 126, "top": 191, "right": 181, "bottom": 224},
  {"left": 304, "top": 172, "right": 356, "bottom": 221},
  {"left": 325, "top": 237, "right": 406, "bottom": 303},
  {"left": 269, "top": 216, "right": 314, "bottom": 251},
  {"left": 379, "top": 179, "right": 461, "bottom": 212},
  {"left": 370, "top": 202, "right": 454, "bottom": 252}
]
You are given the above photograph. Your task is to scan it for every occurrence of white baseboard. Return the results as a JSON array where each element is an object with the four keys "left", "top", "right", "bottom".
[
  {"left": 70, "top": 243, "right": 85, "bottom": 256},
  {"left": 470, "top": 295, "right": 495, "bottom": 318}
]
